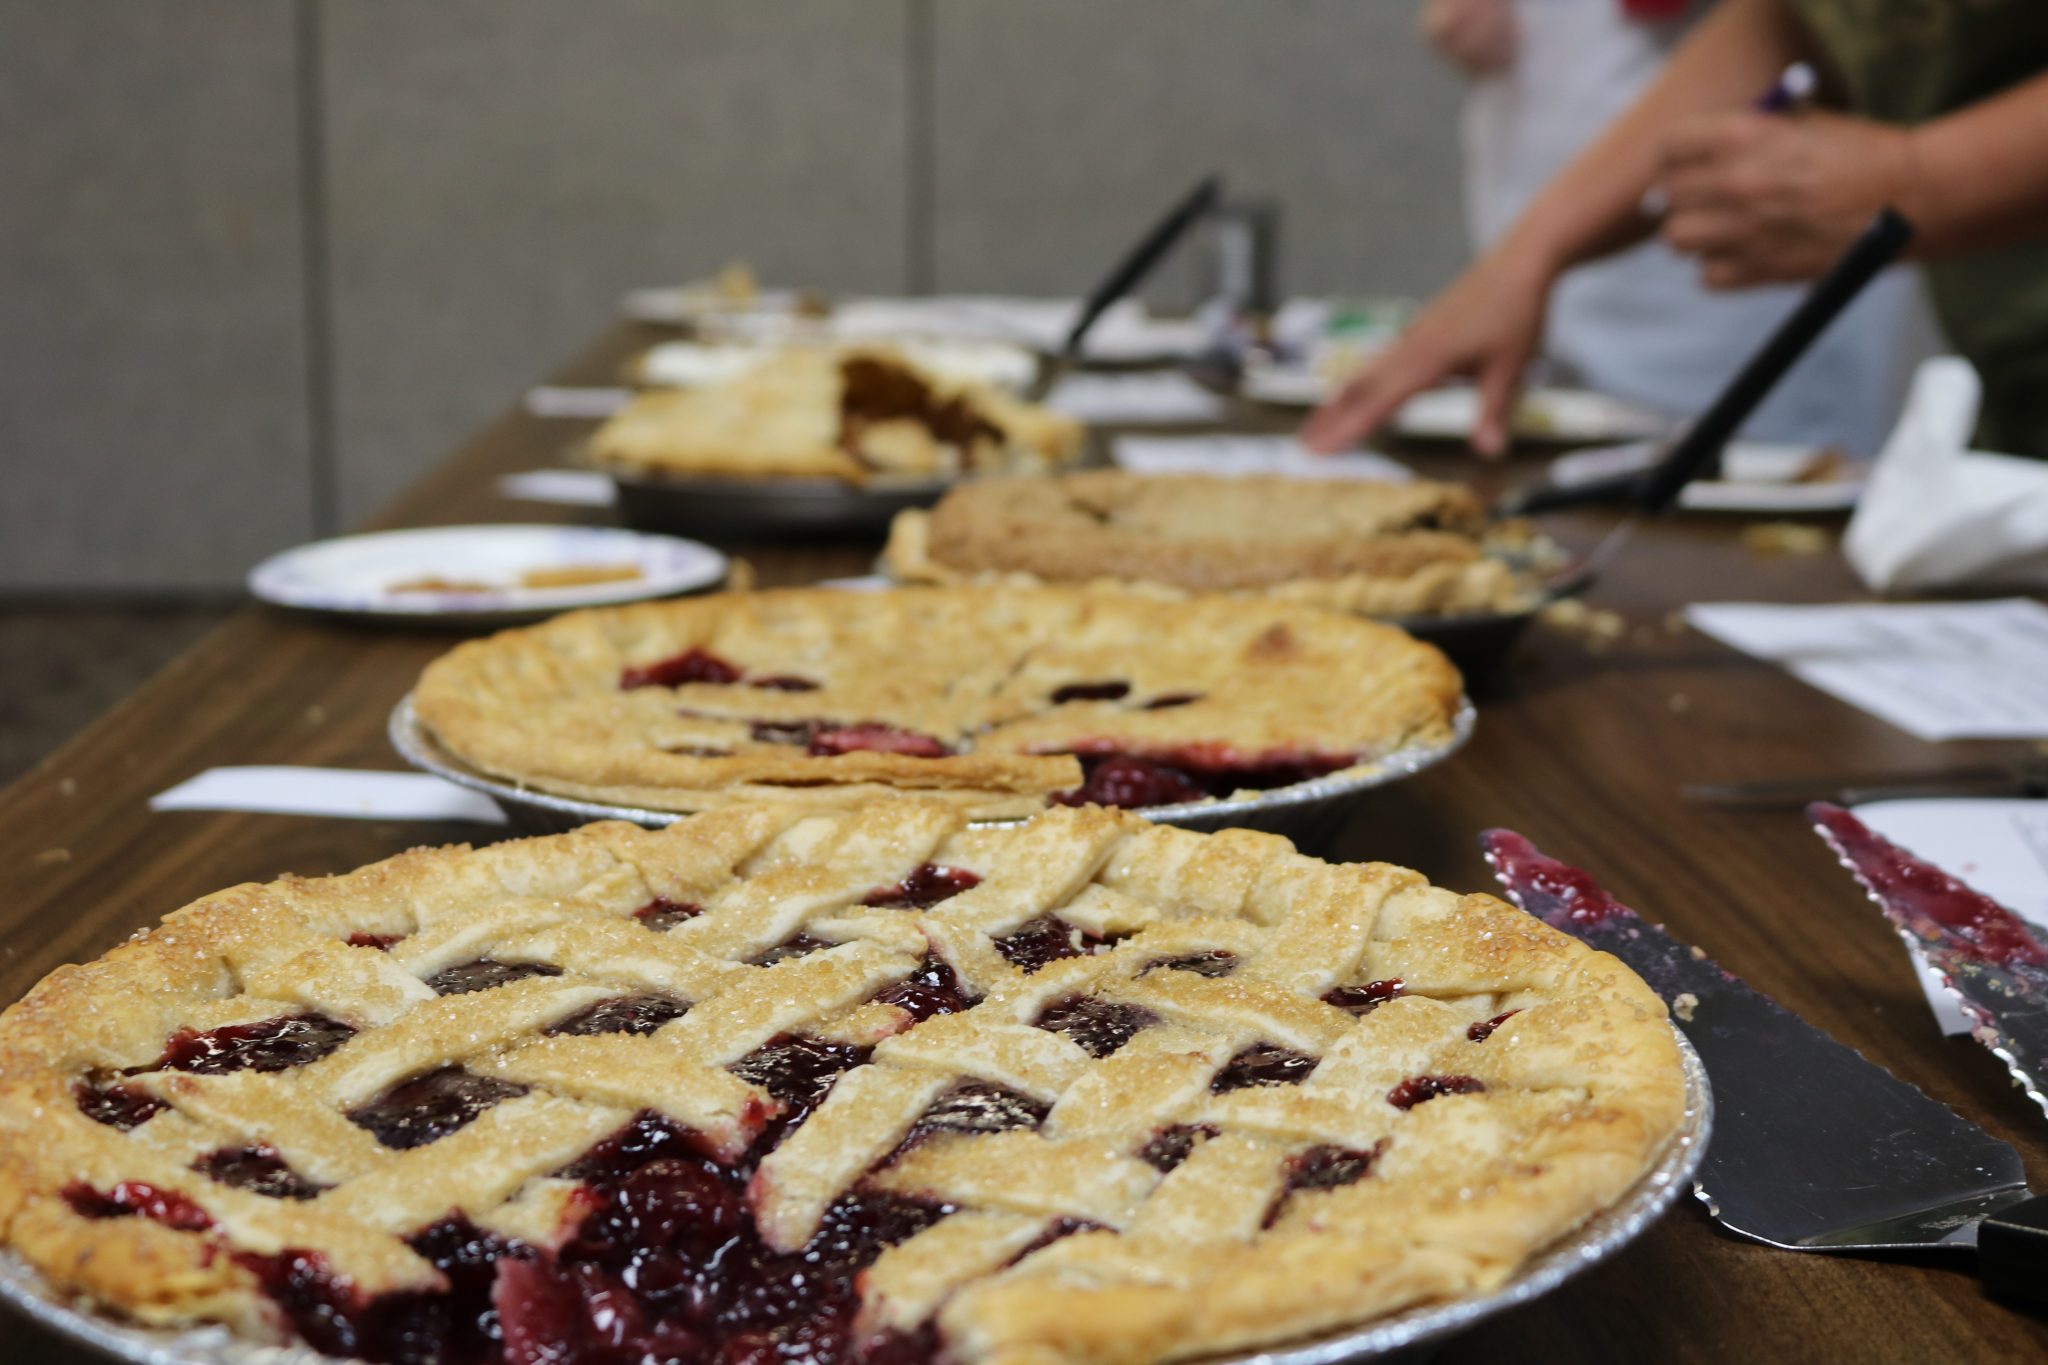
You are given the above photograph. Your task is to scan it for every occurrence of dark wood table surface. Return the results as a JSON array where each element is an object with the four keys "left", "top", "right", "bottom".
[{"left": 9, "top": 324, "right": 2047, "bottom": 1363}]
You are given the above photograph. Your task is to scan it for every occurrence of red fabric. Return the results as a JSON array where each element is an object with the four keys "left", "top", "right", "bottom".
[{"left": 1618, "top": 0, "right": 1689, "bottom": 18}]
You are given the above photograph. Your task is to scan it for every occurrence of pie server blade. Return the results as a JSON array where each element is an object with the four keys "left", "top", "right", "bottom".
[
  {"left": 1809, "top": 802, "right": 2048, "bottom": 1121},
  {"left": 1479, "top": 827, "right": 2048, "bottom": 1302}
]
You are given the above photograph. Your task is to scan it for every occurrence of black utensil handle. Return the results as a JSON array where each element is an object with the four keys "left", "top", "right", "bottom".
[
  {"left": 1979, "top": 1194, "right": 2048, "bottom": 1303},
  {"left": 1058, "top": 173, "right": 1223, "bottom": 360},
  {"left": 1636, "top": 207, "right": 1914, "bottom": 515},
  {"left": 1498, "top": 468, "right": 1650, "bottom": 516}
]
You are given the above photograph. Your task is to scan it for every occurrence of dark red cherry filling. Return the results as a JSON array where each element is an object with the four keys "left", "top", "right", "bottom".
[
  {"left": 1387, "top": 1074, "right": 1487, "bottom": 1110},
  {"left": 752, "top": 932, "right": 834, "bottom": 966},
  {"left": 887, "top": 1084, "right": 1049, "bottom": 1167},
  {"left": 1052, "top": 755, "right": 1208, "bottom": 809},
  {"left": 807, "top": 724, "right": 951, "bottom": 758},
  {"left": 74, "top": 1080, "right": 165, "bottom": 1130},
  {"left": 64, "top": 1180, "right": 215, "bottom": 1232},
  {"left": 1051, "top": 681, "right": 1130, "bottom": 703},
  {"left": 1033, "top": 996, "right": 1159, "bottom": 1058},
  {"left": 348, "top": 932, "right": 405, "bottom": 951},
  {"left": 1264, "top": 1142, "right": 1388, "bottom": 1227},
  {"left": 620, "top": 647, "right": 742, "bottom": 690},
  {"left": 1142, "top": 950, "right": 1238, "bottom": 979},
  {"left": 1211, "top": 1043, "right": 1319, "bottom": 1093},
  {"left": 750, "top": 718, "right": 819, "bottom": 746},
  {"left": 425, "top": 959, "right": 563, "bottom": 997},
  {"left": 728, "top": 1037, "right": 872, "bottom": 1133},
  {"left": 547, "top": 995, "right": 690, "bottom": 1038},
  {"left": 194, "top": 1145, "right": 324, "bottom": 1200},
  {"left": 1322, "top": 979, "right": 1404, "bottom": 1016},
  {"left": 1468, "top": 1010, "right": 1519, "bottom": 1042},
  {"left": 991, "top": 917, "right": 1105, "bottom": 973},
  {"left": 156, "top": 1014, "right": 357, "bottom": 1075},
  {"left": 634, "top": 896, "right": 705, "bottom": 932},
  {"left": 347, "top": 1068, "right": 529, "bottom": 1149},
  {"left": 1139, "top": 1123, "right": 1221, "bottom": 1173},
  {"left": 556, "top": 1111, "right": 711, "bottom": 1181},
  {"left": 1142, "top": 692, "right": 1204, "bottom": 710},
  {"left": 874, "top": 957, "right": 975, "bottom": 1021},
  {"left": 862, "top": 864, "right": 982, "bottom": 909},
  {"left": 750, "top": 674, "right": 821, "bottom": 692}
]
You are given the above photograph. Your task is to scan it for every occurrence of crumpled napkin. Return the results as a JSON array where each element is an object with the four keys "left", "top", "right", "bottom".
[{"left": 1845, "top": 357, "right": 2048, "bottom": 591}]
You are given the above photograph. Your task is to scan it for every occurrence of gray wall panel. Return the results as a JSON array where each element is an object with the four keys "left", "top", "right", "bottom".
[
  {"left": 0, "top": 2, "right": 312, "bottom": 590},
  {"left": 929, "top": 0, "right": 1469, "bottom": 305},
  {"left": 320, "top": 0, "right": 915, "bottom": 526}
]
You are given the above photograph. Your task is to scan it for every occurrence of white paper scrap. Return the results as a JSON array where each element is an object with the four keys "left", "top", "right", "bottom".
[
  {"left": 496, "top": 469, "right": 618, "bottom": 506},
  {"left": 1686, "top": 599, "right": 2048, "bottom": 741},
  {"left": 1047, "top": 373, "right": 1226, "bottom": 425},
  {"left": 1850, "top": 797, "right": 2048, "bottom": 1035},
  {"left": 1115, "top": 435, "right": 1411, "bottom": 483},
  {"left": 151, "top": 767, "right": 505, "bottom": 824},
  {"left": 525, "top": 386, "right": 633, "bottom": 419}
]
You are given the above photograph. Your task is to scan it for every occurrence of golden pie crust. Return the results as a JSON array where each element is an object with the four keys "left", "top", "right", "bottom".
[
  {"left": 0, "top": 801, "right": 1684, "bottom": 1364},
  {"left": 409, "top": 586, "right": 1466, "bottom": 820},
  {"left": 884, "top": 472, "right": 1539, "bottom": 618},
  {"left": 588, "top": 346, "right": 1083, "bottom": 487}
]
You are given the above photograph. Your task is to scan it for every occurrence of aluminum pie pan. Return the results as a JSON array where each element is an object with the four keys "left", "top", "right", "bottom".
[
  {"left": 608, "top": 467, "right": 952, "bottom": 536},
  {"left": 0, "top": 1032, "right": 1707, "bottom": 1365},
  {"left": 384, "top": 694, "right": 1478, "bottom": 840}
]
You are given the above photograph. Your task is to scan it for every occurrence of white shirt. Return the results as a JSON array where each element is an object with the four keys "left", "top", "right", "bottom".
[{"left": 1461, "top": 0, "right": 1913, "bottom": 455}]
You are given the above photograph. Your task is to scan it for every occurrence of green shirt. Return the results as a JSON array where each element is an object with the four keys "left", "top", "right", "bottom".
[{"left": 1786, "top": 0, "right": 2048, "bottom": 454}]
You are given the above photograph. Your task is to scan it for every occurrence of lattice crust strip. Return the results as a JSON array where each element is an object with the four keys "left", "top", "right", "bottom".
[{"left": 0, "top": 801, "right": 1684, "bottom": 1365}]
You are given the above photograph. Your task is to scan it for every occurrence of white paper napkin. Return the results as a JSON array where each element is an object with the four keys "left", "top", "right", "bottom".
[
  {"left": 525, "top": 386, "right": 634, "bottom": 419},
  {"left": 1845, "top": 357, "right": 2048, "bottom": 591},
  {"left": 1115, "top": 435, "right": 1411, "bottom": 483},
  {"left": 151, "top": 768, "right": 505, "bottom": 824}
]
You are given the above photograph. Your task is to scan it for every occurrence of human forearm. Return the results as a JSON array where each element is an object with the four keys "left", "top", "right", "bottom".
[
  {"left": 1902, "top": 71, "right": 2048, "bottom": 258},
  {"left": 1497, "top": 0, "right": 1812, "bottom": 277}
]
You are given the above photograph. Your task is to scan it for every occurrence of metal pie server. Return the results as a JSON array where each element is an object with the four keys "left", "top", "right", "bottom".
[
  {"left": 1481, "top": 828, "right": 2048, "bottom": 1302},
  {"left": 1810, "top": 802, "right": 2048, "bottom": 1120}
]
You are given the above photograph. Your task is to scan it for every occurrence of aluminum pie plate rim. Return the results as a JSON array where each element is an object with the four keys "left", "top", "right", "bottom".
[
  {"left": 383, "top": 694, "right": 1479, "bottom": 833},
  {"left": 0, "top": 1033, "right": 1707, "bottom": 1365}
]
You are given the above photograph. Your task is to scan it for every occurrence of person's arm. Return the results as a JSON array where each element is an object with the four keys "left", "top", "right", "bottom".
[
  {"left": 1304, "top": 0, "right": 1812, "bottom": 455},
  {"left": 1660, "top": 69, "right": 2048, "bottom": 287}
]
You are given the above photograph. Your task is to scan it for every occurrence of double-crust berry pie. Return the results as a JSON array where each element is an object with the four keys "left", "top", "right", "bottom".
[
  {"left": 884, "top": 472, "right": 1546, "bottom": 618},
  {"left": 589, "top": 347, "right": 1083, "bottom": 487},
  {"left": 0, "top": 801, "right": 1684, "bottom": 1365},
  {"left": 409, "top": 587, "right": 1465, "bottom": 820}
]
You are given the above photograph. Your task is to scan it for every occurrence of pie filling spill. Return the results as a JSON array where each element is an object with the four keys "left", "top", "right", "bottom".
[
  {"left": 347, "top": 1069, "right": 531, "bottom": 1150},
  {"left": 1322, "top": 980, "right": 1404, "bottom": 1016},
  {"left": 1032, "top": 996, "right": 1159, "bottom": 1058},
  {"left": 862, "top": 864, "right": 982, "bottom": 910},
  {"left": 1211, "top": 1043, "right": 1320, "bottom": 1093},
  {"left": 154, "top": 1014, "right": 359, "bottom": 1075},
  {"left": 635, "top": 897, "right": 705, "bottom": 932},
  {"left": 1051, "top": 746, "right": 1358, "bottom": 808},
  {"left": 1386, "top": 1074, "right": 1487, "bottom": 1110}
]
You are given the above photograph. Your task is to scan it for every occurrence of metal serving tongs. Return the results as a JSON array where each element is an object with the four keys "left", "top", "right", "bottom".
[
  {"left": 1024, "top": 173, "right": 1223, "bottom": 402},
  {"left": 1499, "top": 208, "right": 1916, "bottom": 586}
]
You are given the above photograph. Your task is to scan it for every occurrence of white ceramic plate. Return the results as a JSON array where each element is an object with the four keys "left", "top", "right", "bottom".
[
  {"left": 619, "top": 286, "right": 803, "bottom": 326},
  {"left": 1549, "top": 440, "right": 1864, "bottom": 513},
  {"left": 634, "top": 337, "right": 1039, "bottom": 393},
  {"left": 1394, "top": 386, "right": 1671, "bottom": 444},
  {"left": 247, "top": 525, "right": 727, "bottom": 622}
]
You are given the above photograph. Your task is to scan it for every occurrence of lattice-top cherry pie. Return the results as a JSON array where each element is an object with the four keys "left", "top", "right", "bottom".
[
  {"left": 884, "top": 472, "right": 1546, "bottom": 618},
  {"left": 0, "top": 802, "right": 1683, "bottom": 1365},
  {"left": 588, "top": 347, "right": 1082, "bottom": 486},
  {"left": 410, "top": 586, "right": 1466, "bottom": 819}
]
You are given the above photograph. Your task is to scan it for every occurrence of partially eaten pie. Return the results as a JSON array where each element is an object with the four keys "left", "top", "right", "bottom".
[
  {"left": 409, "top": 586, "right": 1465, "bottom": 819},
  {"left": 0, "top": 801, "right": 1685, "bottom": 1365},
  {"left": 589, "top": 347, "right": 1083, "bottom": 486},
  {"left": 884, "top": 472, "right": 1546, "bottom": 618}
]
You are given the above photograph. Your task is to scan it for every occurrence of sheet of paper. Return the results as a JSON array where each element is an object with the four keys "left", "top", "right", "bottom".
[
  {"left": 1850, "top": 797, "right": 2048, "bottom": 1034},
  {"left": 151, "top": 767, "right": 505, "bottom": 824},
  {"left": 1115, "top": 435, "right": 1411, "bottom": 483},
  {"left": 1046, "top": 373, "right": 1226, "bottom": 425},
  {"left": 525, "top": 386, "right": 633, "bottom": 418},
  {"left": 496, "top": 469, "right": 618, "bottom": 506},
  {"left": 1685, "top": 599, "right": 2048, "bottom": 741}
]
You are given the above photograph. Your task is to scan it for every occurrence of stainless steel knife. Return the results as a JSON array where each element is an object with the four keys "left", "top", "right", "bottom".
[
  {"left": 1480, "top": 828, "right": 2048, "bottom": 1302},
  {"left": 1810, "top": 801, "right": 2048, "bottom": 1122}
]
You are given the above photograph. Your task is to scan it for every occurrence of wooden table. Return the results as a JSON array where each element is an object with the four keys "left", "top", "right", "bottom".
[{"left": 8, "top": 325, "right": 2047, "bottom": 1363}]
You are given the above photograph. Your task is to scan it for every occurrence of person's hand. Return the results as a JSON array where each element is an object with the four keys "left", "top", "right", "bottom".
[
  {"left": 1301, "top": 250, "right": 1551, "bottom": 457},
  {"left": 1656, "top": 109, "right": 1917, "bottom": 287},
  {"left": 1419, "top": 0, "right": 1518, "bottom": 78}
]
